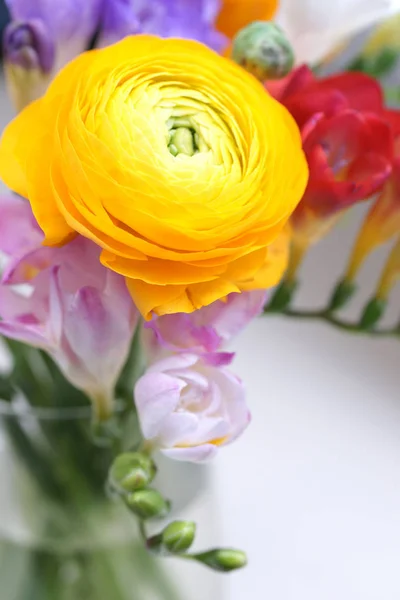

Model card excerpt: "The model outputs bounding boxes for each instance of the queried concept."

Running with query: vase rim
[0,398,94,420]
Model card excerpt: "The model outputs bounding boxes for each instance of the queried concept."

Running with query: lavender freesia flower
[3,19,56,111]
[135,352,250,462]
[0,195,138,418]
[5,0,102,71]
[98,0,226,51]
[143,290,266,359]
[3,20,54,73]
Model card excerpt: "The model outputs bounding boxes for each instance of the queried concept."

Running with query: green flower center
[167,117,208,157]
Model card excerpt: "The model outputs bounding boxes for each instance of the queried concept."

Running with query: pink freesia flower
[134,353,250,462]
[0,195,138,416]
[143,290,266,359]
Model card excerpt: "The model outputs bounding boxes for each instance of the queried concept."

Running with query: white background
[1,80,400,599]
[216,209,400,600]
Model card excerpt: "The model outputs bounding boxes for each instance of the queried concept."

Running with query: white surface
[1,75,400,600]
[216,210,400,599]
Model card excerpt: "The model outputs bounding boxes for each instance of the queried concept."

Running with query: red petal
[315,72,384,113]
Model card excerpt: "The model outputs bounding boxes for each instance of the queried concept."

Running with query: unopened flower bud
[109,452,156,494]
[267,279,297,312]
[3,20,55,73]
[232,21,294,81]
[126,489,170,520]
[162,521,196,554]
[329,280,357,312]
[193,548,248,572]
[3,20,55,111]
[359,298,387,330]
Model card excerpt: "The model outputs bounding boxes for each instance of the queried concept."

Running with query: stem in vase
[91,390,114,423]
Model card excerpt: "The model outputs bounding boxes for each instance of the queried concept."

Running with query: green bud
[232,21,294,81]
[349,48,398,79]
[193,548,247,572]
[169,127,195,157]
[329,280,357,312]
[162,521,196,554]
[267,279,298,312]
[126,488,170,520]
[109,452,156,494]
[359,298,387,331]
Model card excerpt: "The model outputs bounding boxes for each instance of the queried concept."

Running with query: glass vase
[0,400,222,600]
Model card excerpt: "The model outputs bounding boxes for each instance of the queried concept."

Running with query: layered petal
[144,290,266,357]
[0,35,308,318]
[134,353,249,462]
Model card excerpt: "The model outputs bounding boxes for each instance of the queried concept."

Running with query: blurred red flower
[268,67,394,260]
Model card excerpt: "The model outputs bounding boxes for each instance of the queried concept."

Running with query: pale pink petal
[63,285,132,388]
[135,372,186,439]
[203,352,235,367]
[157,413,199,447]
[182,417,230,447]
[0,285,35,320]
[48,267,63,344]
[209,291,267,341]
[2,246,53,285]
[162,445,219,463]
[0,194,42,257]
[147,353,198,374]
[0,320,48,347]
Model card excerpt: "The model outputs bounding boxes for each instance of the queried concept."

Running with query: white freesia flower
[276,0,400,64]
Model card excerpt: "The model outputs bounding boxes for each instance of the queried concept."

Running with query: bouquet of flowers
[0,1,399,598]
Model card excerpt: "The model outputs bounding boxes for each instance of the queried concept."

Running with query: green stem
[268,308,400,337]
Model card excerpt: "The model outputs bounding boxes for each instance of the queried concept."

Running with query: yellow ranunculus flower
[0,35,307,318]
[217,0,279,39]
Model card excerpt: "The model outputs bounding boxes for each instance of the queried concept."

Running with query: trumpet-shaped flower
[0,195,138,418]
[375,235,400,300]
[345,110,400,282]
[269,66,393,277]
[5,0,102,72]
[134,353,249,462]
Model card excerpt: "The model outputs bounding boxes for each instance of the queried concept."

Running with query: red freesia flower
[268,67,394,262]
[344,108,400,283]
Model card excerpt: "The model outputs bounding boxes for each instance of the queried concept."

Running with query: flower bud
[3,20,55,111]
[193,548,248,572]
[3,20,55,73]
[329,280,357,312]
[359,298,387,331]
[126,489,170,520]
[267,279,297,312]
[232,22,294,81]
[109,452,156,494]
[162,521,196,554]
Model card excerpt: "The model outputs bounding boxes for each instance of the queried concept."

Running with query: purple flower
[98,0,227,51]
[134,353,250,462]
[5,0,103,71]
[143,290,266,359]
[0,195,138,417]
[3,20,55,73]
